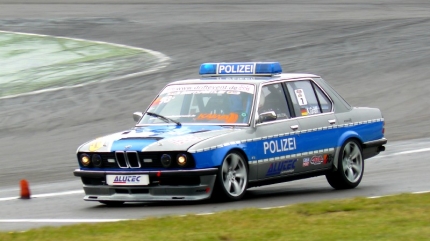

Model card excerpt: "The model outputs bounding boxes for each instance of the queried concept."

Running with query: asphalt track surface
[1,0,430,231]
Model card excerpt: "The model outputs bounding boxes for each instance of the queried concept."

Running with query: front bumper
[73,168,218,202]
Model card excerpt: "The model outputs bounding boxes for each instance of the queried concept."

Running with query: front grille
[126,152,141,168]
[115,152,128,168]
[115,151,140,168]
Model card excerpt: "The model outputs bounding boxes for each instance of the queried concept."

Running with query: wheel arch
[333,132,364,170]
[227,147,250,168]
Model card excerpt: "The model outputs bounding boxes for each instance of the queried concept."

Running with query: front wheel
[214,151,248,201]
[326,139,364,189]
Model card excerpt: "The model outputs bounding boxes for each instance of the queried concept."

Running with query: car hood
[78,125,240,153]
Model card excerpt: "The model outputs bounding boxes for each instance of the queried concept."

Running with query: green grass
[0,32,163,98]
[2,193,430,241]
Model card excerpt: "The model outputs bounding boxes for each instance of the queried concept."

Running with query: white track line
[412,191,430,194]
[372,147,430,158]
[0,30,170,100]
[195,212,214,216]
[0,190,84,201]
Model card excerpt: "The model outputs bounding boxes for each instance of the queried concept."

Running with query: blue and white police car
[74,62,387,205]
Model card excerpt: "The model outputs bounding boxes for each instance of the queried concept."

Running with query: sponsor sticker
[323,154,329,164]
[306,106,320,115]
[106,175,149,186]
[310,155,324,165]
[266,159,297,176]
[162,84,255,94]
[169,135,202,145]
[302,157,310,167]
[196,113,239,123]
[89,138,105,152]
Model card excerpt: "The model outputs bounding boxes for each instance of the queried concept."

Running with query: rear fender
[333,131,363,169]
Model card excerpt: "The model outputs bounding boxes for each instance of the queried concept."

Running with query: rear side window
[286,80,332,117]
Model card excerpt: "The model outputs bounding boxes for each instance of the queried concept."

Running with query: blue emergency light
[199,62,282,76]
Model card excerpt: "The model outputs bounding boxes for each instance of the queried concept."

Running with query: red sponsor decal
[196,113,239,123]
[151,98,161,106]
[310,155,324,165]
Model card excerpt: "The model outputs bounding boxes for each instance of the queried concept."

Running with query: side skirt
[248,169,331,188]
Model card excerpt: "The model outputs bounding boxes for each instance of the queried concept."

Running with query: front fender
[190,143,248,169]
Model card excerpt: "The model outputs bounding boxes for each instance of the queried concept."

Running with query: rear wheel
[326,139,364,189]
[214,151,248,201]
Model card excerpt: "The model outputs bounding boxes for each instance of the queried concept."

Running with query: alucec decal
[106,175,149,186]
[266,159,297,176]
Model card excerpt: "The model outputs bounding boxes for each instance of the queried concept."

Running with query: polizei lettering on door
[263,137,296,154]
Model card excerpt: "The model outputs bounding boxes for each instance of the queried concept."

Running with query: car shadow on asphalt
[88,185,356,209]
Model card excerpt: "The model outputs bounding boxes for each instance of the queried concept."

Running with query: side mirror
[258,111,277,123]
[133,112,143,122]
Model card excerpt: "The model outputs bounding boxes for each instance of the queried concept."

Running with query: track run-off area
[1,0,430,231]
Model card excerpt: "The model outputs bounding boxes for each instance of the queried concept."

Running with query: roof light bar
[199,62,282,76]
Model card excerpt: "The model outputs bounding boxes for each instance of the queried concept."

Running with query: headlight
[92,154,102,167]
[177,154,187,166]
[80,154,91,167]
[160,154,172,167]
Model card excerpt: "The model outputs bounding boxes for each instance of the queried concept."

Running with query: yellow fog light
[81,154,91,166]
[177,154,187,166]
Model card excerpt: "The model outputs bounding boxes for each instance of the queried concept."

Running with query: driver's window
[258,83,290,120]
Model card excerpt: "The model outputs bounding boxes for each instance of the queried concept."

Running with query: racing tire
[326,139,364,189]
[99,201,125,206]
[213,151,249,201]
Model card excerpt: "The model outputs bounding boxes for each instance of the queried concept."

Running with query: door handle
[328,119,336,125]
[290,125,299,131]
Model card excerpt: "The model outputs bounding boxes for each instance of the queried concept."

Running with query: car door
[251,83,302,180]
[284,79,338,171]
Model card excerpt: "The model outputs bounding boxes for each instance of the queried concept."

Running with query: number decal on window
[294,89,308,106]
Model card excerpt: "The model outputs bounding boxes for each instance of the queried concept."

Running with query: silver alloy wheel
[221,152,248,197]
[341,141,363,183]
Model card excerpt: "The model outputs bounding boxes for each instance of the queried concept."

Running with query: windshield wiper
[146,112,181,126]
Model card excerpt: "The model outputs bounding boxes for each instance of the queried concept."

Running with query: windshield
[139,83,255,125]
